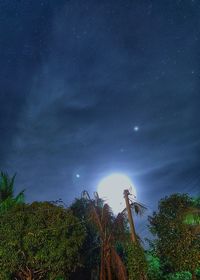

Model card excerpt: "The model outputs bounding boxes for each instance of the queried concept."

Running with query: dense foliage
[148,194,200,280]
[0,171,200,279]
[126,242,147,280]
[70,197,100,279]
[146,252,163,280]
[0,202,86,279]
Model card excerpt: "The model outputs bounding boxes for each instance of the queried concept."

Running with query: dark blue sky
[0,0,200,229]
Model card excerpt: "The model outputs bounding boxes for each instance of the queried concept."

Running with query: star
[134,126,139,132]
[76,174,80,178]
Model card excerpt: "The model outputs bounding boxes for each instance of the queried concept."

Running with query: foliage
[126,242,147,280]
[0,202,86,279]
[1,172,199,280]
[81,191,128,280]
[146,252,163,280]
[196,269,200,280]
[183,196,200,235]
[70,197,100,279]
[92,204,127,279]
[164,271,192,280]
[0,172,25,213]
[148,194,200,278]
[130,199,147,217]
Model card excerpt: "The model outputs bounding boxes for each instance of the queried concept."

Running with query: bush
[126,242,147,280]
[164,271,192,280]
[146,253,163,280]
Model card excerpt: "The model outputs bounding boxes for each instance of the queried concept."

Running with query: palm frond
[101,204,113,229]
[0,172,26,211]
[114,212,126,229]
[81,190,91,200]
[90,204,104,238]
[0,197,15,213]
[0,172,8,189]
[10,173,17,191]
[0,172,15,201]
[131,201,147,216]
[15,190,25,204]
[113,212,128,241]
[94,191,104,208]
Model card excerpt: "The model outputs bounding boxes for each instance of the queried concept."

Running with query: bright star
[76,174,80,178]
[134,126,139,131]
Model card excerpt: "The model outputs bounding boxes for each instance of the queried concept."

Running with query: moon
[97,173,136,214]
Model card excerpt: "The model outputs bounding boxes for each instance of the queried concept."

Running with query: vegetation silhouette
[0,171,199,280]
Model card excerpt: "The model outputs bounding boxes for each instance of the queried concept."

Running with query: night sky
[0,0,200,231]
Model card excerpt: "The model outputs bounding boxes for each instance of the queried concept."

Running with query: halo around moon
[97,173,136,214]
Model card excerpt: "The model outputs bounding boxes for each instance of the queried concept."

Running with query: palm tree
[123,190,148,280]
[123,189,147,243]
[82,191,127,280]
[0,172,25,212]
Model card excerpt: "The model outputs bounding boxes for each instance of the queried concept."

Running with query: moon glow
[97,173,136,214]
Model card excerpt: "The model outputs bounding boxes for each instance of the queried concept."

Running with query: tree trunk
[123,190,137,243]
[192,270,197,280]
[106,247,112,280]
[18,267,33,280]
[106,260,112,280]
[100,245,106,280]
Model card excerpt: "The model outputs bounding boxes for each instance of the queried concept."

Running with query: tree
[70,196,101,280]
[123,189,147,243]
[148,194,200,280]
[0,172,25,212]
[0,202,86,279]
[82,191,128,280]
[123,189,148,280]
